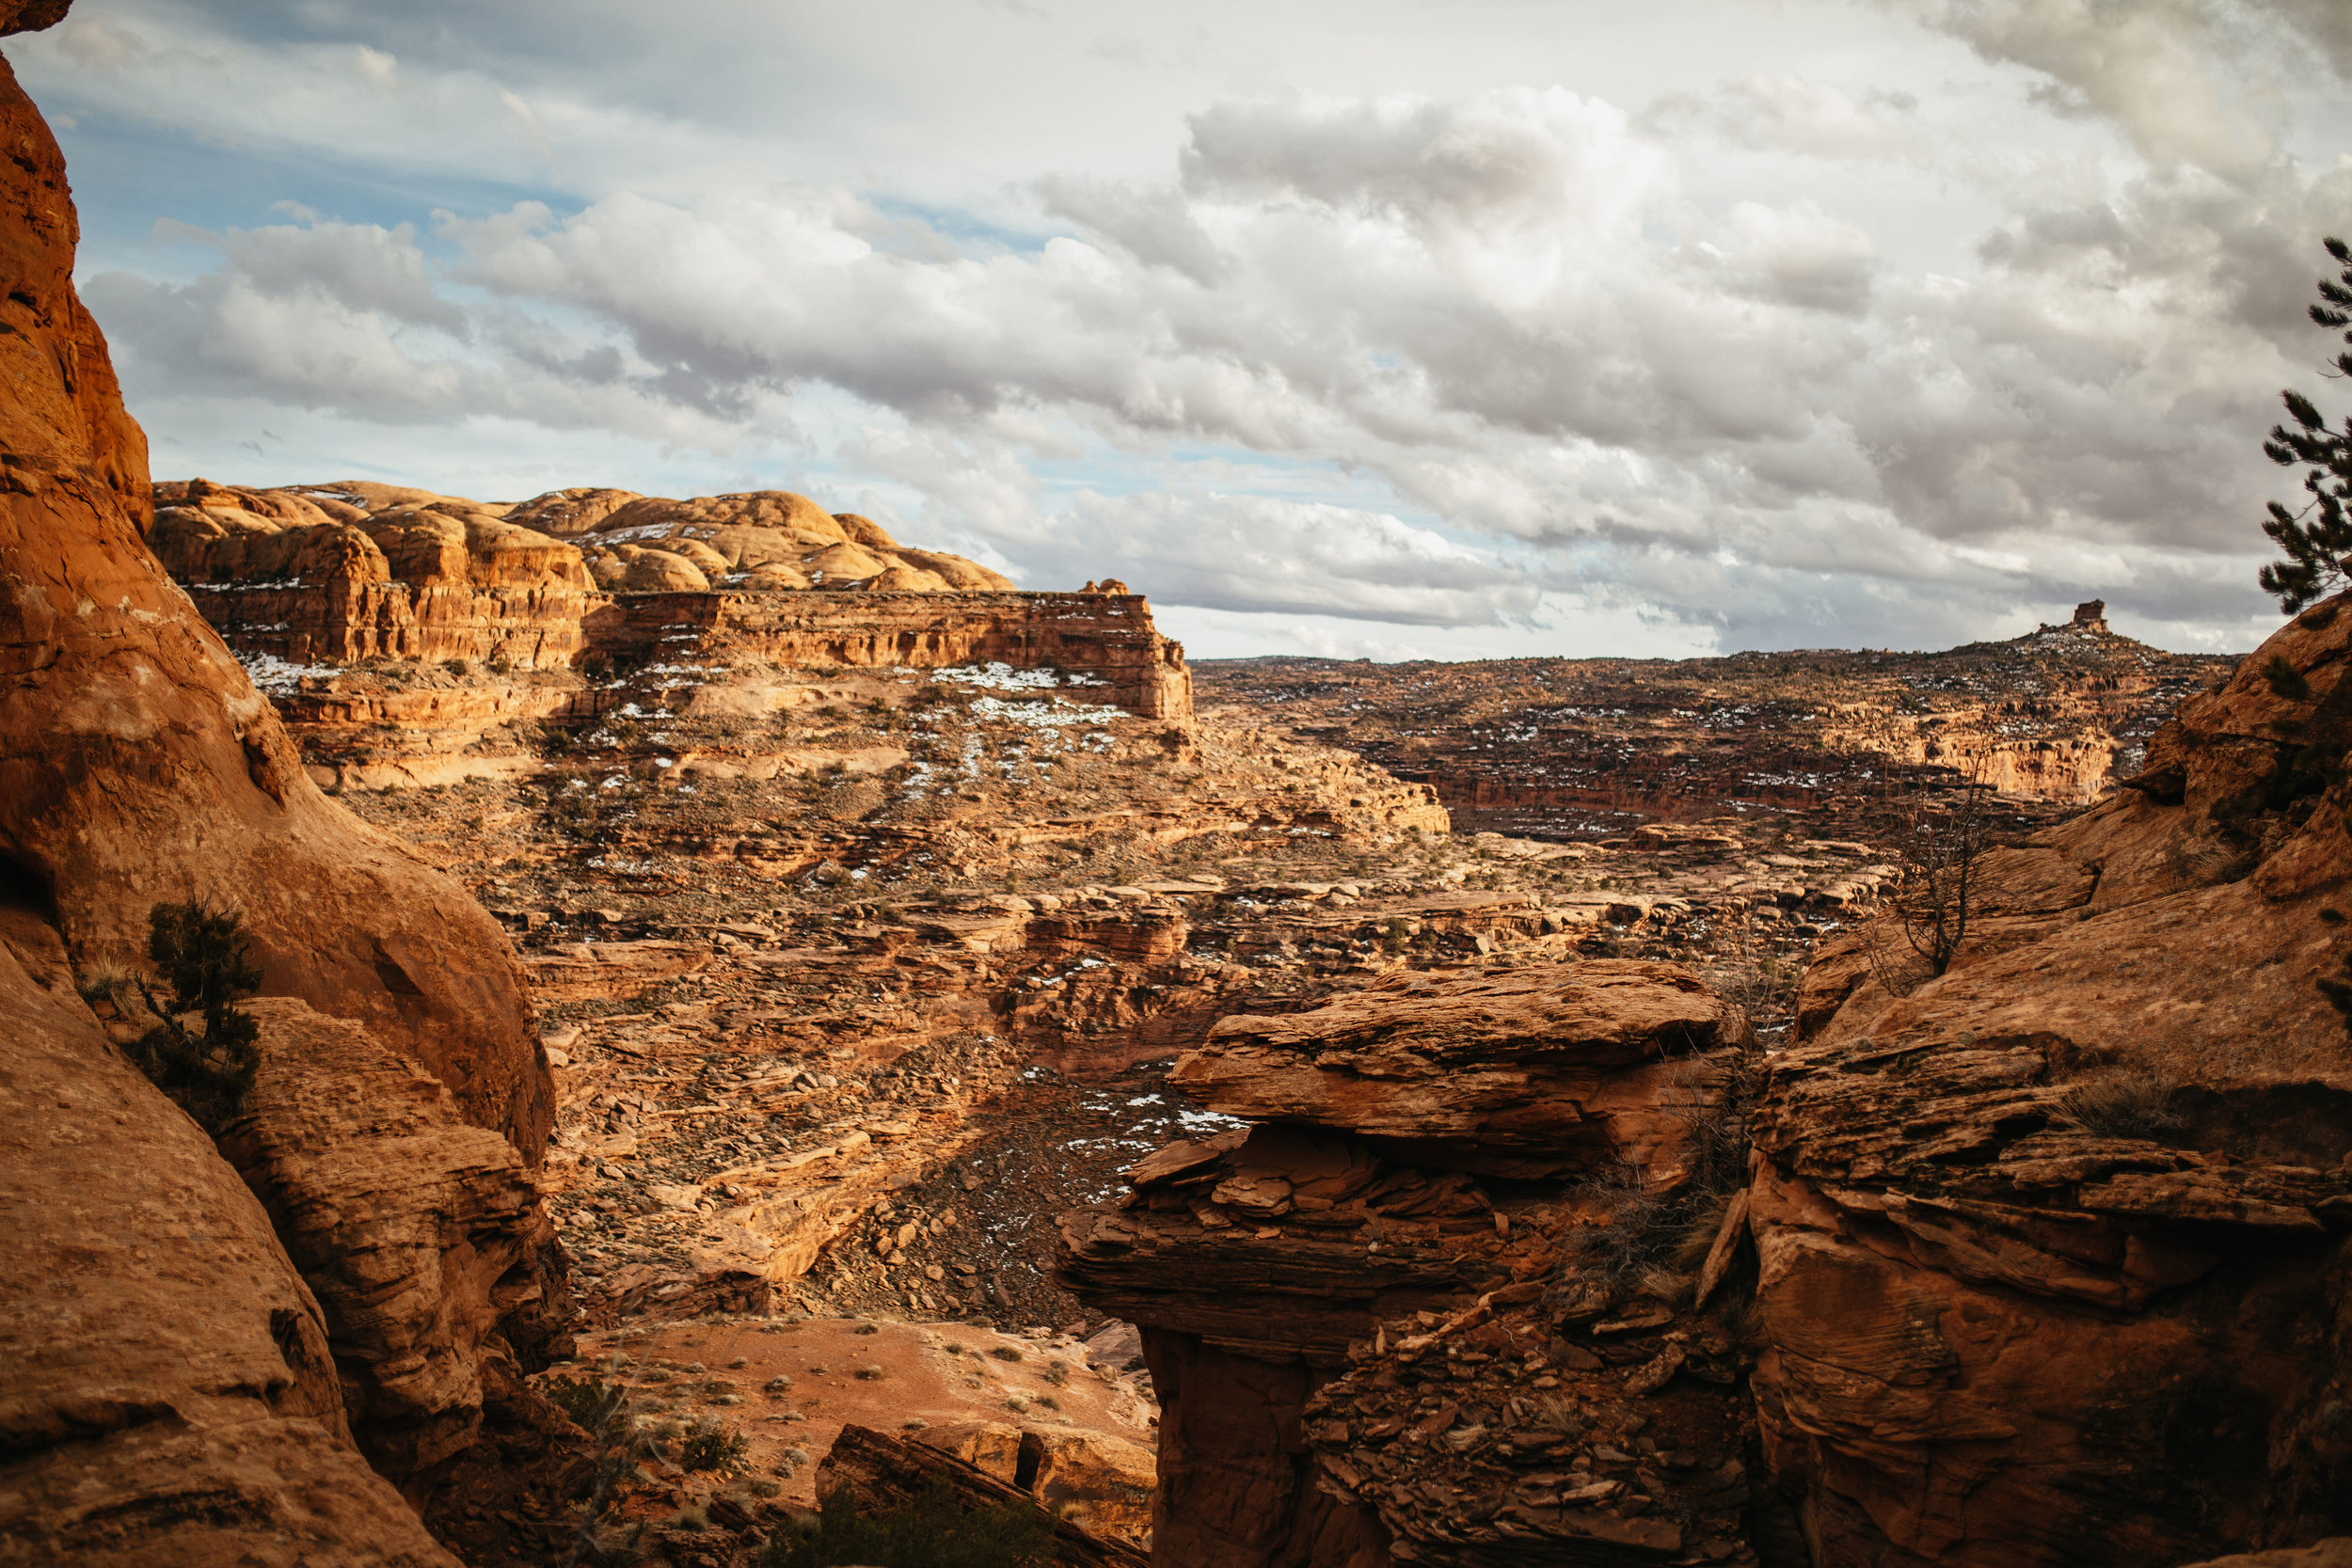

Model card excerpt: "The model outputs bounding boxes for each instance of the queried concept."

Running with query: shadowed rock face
[0,899,456,1566]
[0,73,549,1159]
[1753,595,2352,1565]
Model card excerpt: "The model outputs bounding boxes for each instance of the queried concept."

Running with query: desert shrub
[678,1417,752,1475]
[548,1359,652,1565]
[2058,1069,2183,1140]
[543,1371,625,1430]
[1867,777,1993,994]
[74,963,141,1014]
[120,897,263,1132]
[761,1478,1052,1568]
[988,1346,1023,1362]
[1560,1045,1760,1308]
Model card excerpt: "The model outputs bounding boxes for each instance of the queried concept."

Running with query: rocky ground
[1198,600,2234,843]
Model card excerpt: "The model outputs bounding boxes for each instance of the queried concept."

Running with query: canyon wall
[1201,610,2231,839]
[582,587,1192,719]
[1752,594,2352,1564]
[0,10,573,1560]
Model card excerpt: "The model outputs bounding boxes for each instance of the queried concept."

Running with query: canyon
[3,4,2349,1565]
[1199,599,2233,843]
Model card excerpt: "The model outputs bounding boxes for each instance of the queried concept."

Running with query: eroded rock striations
[158,476,1194,719]
[1750,595,2352,1564]
[0,8,572,1560]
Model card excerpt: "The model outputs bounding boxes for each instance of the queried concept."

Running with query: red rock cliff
[1751,596,2352,1564]
[0,8,574,1558]
[0,139,551,1156]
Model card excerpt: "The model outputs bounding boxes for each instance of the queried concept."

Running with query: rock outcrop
[1749,594,2352,1564]
[1057,958,1759,1567]
[1172,961,1752,1178]
[0,8,571,1559]
[215,1000,572,1483]
[157,477,1198,720]
[0,895,454,1566]
[152,479,602,672]
[5,467,551,1160]
[580,586,1193,719]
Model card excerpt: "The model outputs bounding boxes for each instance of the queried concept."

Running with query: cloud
[32,3,2347,657]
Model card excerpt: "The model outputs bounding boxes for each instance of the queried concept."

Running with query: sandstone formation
[1200,616,2232,838]
[151,478,602,671]
[2,387,550,1157]
[1173,961,1752,1178]
[1749,594,2352,1564]
[158,475,1197,720]
[812,1423,1149,1566]
[215,1000,573,1482]
[0,8,572,1561]
[0,895,453,1566]
[1057,955,1763,1567]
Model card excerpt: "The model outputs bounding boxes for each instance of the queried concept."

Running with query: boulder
[622,548,710,593]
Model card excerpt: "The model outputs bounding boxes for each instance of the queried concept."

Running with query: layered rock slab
[1172,960,1752,1178]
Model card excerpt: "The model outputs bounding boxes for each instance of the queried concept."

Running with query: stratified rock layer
[1749,594,2352,1565]
[1173,960,1752,1178]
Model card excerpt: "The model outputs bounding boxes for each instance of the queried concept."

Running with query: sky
[8,0,2351,660]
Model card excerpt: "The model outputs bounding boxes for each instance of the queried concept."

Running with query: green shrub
[542,1371,627,1431]
[761,1478,1052,1568]
[678,1417,752,1475]
[121,897,263,1132]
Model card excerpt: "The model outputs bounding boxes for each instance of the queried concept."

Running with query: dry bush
[1866,776,1994,998]
[2058,1069,2183,1141]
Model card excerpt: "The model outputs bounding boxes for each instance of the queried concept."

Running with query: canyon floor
[225,595,2218,1563]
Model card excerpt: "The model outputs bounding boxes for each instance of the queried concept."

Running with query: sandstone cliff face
[1750,596,2352,1564]
[0,9,573,1559]
[0,217,551,1156]
[152,479,605,671]
[581,586,1193,720]
[0,903,455,1567]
